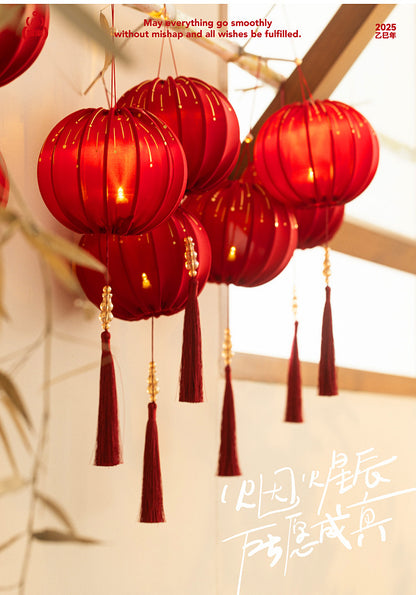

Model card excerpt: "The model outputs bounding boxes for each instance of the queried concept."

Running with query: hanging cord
[151,316,155,364]
[234,56,263,179]
[247,55,263,141]
[157,4,179,77]
[105,232,110,286]
[226,284,230,330]
[110,4,117,106]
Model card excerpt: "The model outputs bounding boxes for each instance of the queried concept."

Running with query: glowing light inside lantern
[116,186,127,204]
[142,273,151,288]
[307,167,314,182]
[227,246,237,261]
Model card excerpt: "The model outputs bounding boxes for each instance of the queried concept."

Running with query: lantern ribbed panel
[295,204,344,249]
[0,5,49,87]
[0,151,9,208]
[117,76,240,192]
[254,100,379,208]
[76,209,211,321]
[37,106,187,235]
[183,180,298,287]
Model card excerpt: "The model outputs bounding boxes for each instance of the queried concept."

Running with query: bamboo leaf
[100,12,114,70]
[0,475,27,497]
[0,417,18,475]
[0,5,23,30]
[36,492,76,534]
[21,226,105,273]
[0,370,32,429]
[0,532,24,553]
[46,361,98,387]
[0,208,19,227]
[0,248,9,320]
[55,5,129,64]
[1,396,32,452]
[22,231,83,295]
[33,529,100,545]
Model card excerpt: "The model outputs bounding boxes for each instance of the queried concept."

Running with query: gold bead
[323,245,331,286]
[184,236,199,278]
[222,328,233,366]
[99,285,114,331]
[147,361,160,402]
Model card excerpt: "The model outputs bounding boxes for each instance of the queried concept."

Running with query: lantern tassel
[285,321,303,422]
[217,329,241,476]
[140,363,165,523]
[319,285,338,396]
[95,287,122,467]
[179,276,203,402]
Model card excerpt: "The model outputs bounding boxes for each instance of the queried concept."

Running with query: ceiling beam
[235,3,395,175]
[330,219,416,276]
[252,4,396,134]
[232,352,416,396]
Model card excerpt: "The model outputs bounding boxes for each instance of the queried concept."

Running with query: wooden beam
[252,4,396,134]
[331,219,416,276]
[234,4,395,175]
[231,352,416,397]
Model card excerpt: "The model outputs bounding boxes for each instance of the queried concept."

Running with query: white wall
[1,5,416,595]
[0,5,225,594]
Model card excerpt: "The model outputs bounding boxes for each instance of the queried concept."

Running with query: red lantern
[295,204,344,249]
[75,209,211,321]
[0,5,49,87]
[254,100,379,208]
[76,209,211,486]
[184,180,297,468]
[0,151,9,207]
[183,179,298,287]
[117,76,240,192]
[38,106,187,234]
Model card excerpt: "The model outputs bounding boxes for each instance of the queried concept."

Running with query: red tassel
[179,276,203,402]
[94,330,122,466]
[319,285,338,396]
[285,321,303,422]
[140,402,165,523]
[217,365,242,476]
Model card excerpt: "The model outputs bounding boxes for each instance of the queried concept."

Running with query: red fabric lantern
[75,209,211,485]
[183,179,298,287]
[254,100,379,208]
[184,179,297,473]
[0,5,49,87]
[38,106,187,234]
[75,209,211,321]
[0,151,9,207]
[295,204,344,249]
[241,162,344,249]
[117,76,240,192]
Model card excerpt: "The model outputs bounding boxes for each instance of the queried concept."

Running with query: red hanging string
[296,62,314,103]
[110,4,117,106]
[157,5,179,77]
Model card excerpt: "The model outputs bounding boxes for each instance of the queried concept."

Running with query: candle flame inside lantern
[116,186,127,203]
[142,273,151,289]
[227,246,237,261]
[307,167,314,183]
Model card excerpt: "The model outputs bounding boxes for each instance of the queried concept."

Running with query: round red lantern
[38,106,187,234]
[0,5,49,87]
[183,179,298,287]
[295,204,344,250]
[117,76,240,192]
[254,100,379,208]
[0,151,9,207]
[75,208,211,321]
